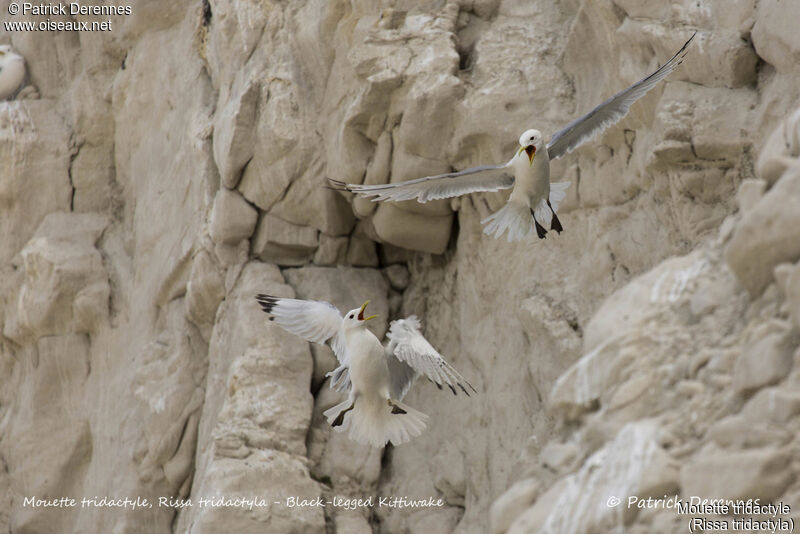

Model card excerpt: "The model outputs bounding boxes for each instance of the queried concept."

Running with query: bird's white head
[0,45,22,62]
[343,300,377,329]
[518,129,543,165]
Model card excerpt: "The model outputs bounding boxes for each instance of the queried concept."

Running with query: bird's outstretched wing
[547,33,696,160]
[385,316,477,398]
[255,294,348,366]
[330,164,514,204]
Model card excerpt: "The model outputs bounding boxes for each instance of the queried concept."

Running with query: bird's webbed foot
[387,399,407,415]
[332,403,355,427]
[531,210,548,239]
[547,200,563,233]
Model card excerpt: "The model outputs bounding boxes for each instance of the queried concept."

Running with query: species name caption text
[22,495,446,511]
[606,495,795,533]
[4,3,133,33]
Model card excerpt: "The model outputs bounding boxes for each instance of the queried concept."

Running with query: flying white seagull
[332,34,696,242]
[0,45,27,101]
[255,294,475,447]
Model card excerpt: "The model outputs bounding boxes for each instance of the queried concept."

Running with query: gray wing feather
[327,364,352,392]
[547,33,695,160]
[386,316,476,397]
[386,350,417,400]
[331,164,514,203]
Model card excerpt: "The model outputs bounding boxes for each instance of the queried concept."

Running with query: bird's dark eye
[348,314,353,319]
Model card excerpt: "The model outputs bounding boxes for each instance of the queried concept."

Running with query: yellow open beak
[357,300,378,321]
[525,145,536,165]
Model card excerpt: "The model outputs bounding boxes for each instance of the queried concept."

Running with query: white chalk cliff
[1,0,800,532]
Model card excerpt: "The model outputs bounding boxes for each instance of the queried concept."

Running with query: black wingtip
[677,32,697,58]
[327,178,351,192]
[447,384,457,396]
[680,32,697,52]
[255,294,279,315]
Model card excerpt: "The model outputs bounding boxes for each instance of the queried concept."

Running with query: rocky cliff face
[1,0,800,533]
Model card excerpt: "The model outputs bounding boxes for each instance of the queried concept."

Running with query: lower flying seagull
[255,294,475,447]
[332,34,696,242]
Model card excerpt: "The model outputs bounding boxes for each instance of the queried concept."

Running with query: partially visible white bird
[0,45,27,101]
[255,294,475,447]
[332,34,696,242]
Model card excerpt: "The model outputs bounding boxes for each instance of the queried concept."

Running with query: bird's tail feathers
[533,200,552,228]
[324,397,428,448]
[549,182,571,212]
[481,200,533,242]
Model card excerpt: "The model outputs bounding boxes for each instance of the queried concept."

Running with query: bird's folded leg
[547,200,563,233]
[531,211,548,239]
[388,399,407,415]
[332,403,355,427]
